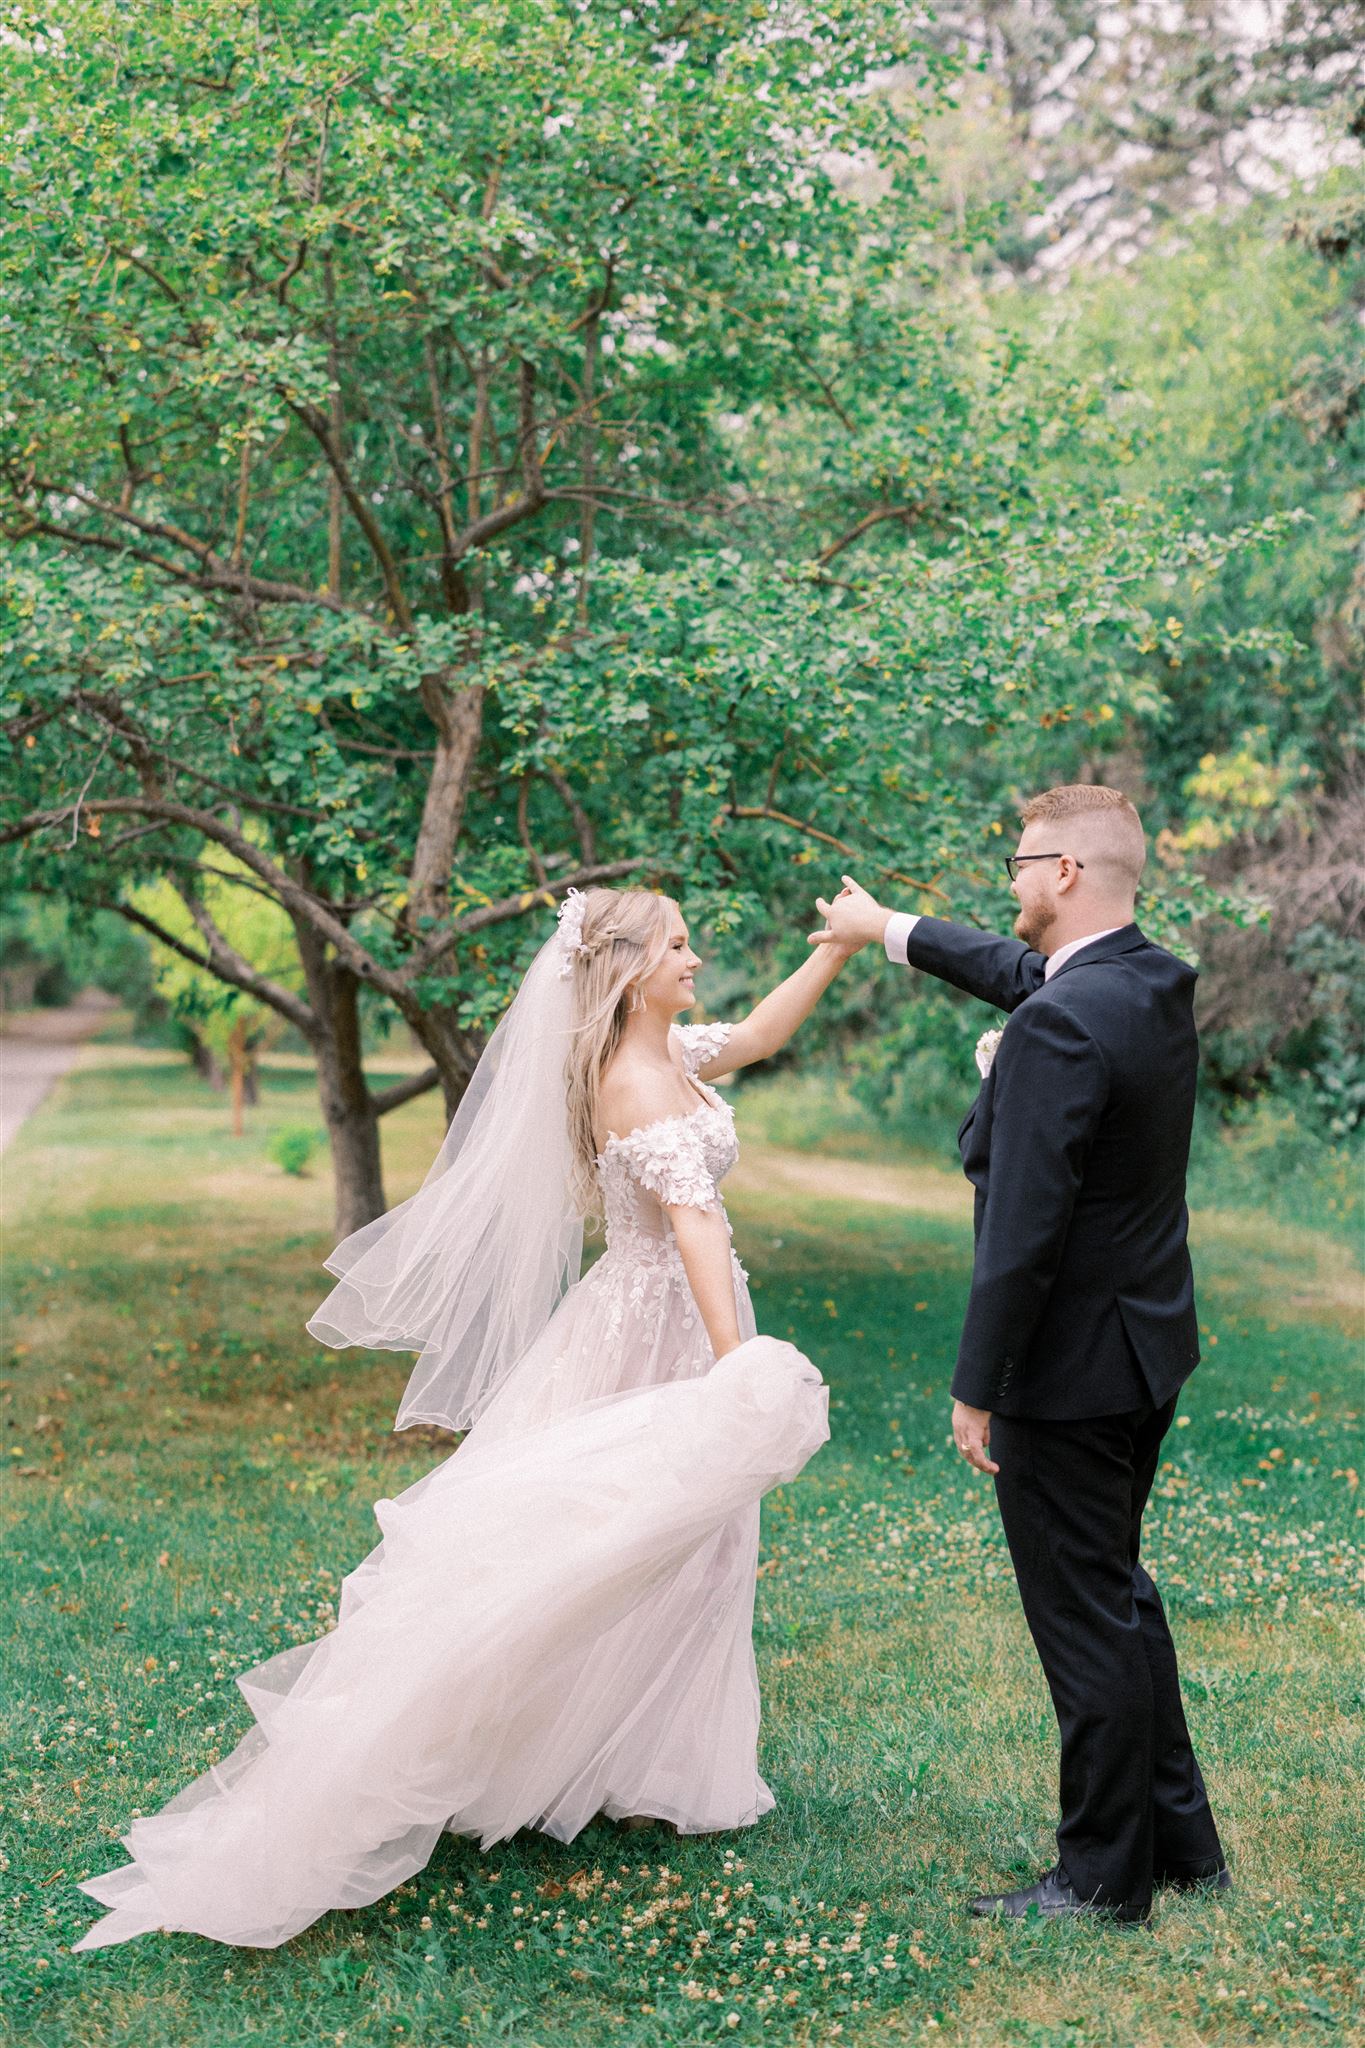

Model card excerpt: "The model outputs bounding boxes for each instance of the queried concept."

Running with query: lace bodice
[476,1020,753,1431]
[595,1022,739,1264]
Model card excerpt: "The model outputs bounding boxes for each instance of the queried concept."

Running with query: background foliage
[1,0,1360,1209]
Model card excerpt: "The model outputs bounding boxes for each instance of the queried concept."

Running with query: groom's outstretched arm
[895,915,1046,1014]
[813,877,1045,1013]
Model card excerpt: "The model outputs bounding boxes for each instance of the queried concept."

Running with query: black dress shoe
[1159,1863,1232,1895]
[968,1864,1149,1924]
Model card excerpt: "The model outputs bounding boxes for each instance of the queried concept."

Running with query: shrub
[268,1124,321,1178]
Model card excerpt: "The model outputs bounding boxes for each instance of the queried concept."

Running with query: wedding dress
[73,1021,829,1952]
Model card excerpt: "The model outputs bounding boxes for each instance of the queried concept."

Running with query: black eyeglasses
[1004,853,1085,883]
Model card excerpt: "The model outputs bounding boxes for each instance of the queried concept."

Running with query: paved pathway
[0,992,121,1154]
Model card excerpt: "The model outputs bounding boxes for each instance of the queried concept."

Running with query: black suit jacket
[899,917,1202,1420]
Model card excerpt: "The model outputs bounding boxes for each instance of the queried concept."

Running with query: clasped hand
[808,874,886,953]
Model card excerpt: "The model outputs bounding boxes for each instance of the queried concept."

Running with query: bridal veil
[306,916,585,1433]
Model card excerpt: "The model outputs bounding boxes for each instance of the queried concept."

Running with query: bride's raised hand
[809,874,889,954]
[710,895,860,1079]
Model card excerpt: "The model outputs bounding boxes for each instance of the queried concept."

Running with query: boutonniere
[974,1027,1004,1079]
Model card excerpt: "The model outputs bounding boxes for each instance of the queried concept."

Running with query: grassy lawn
[3,1030,1362,2047]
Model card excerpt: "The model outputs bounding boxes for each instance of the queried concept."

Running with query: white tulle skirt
[73,1336,828,1952]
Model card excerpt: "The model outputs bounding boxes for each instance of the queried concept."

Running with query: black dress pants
[990,1395,1224,1913]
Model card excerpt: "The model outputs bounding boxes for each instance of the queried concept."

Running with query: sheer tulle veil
[306,905,586,1432]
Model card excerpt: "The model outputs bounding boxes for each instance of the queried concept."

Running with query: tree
[131,853,305,1132]
[902,0,1365,276]
[994,173,1364,1122]
[2,0,1280,1228]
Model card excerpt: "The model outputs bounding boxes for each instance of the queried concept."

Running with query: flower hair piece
[556,887,589,977]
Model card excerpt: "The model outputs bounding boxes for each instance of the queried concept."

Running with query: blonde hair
[563,887,676,1212]
[1020,783,1146,895]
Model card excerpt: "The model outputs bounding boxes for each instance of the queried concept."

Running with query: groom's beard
[1014,899,1058,952]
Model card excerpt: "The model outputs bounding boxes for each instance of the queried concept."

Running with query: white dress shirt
[1041,927,1124,978]
[882,909,921,963]
[883,912,1124,979]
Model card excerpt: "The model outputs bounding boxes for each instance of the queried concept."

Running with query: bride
[74,886,850,1951]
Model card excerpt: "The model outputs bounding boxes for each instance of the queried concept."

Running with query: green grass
[734,1066,1365,1250]
[3,1035,1363,2048]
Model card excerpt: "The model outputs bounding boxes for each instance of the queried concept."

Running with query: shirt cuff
[883,910,921,964]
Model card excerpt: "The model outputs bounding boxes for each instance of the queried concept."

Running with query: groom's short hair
[1020,784,1145,893]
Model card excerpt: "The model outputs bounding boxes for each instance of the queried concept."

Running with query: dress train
[73,1336,828,1951]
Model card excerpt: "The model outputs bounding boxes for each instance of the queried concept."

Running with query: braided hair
[562,888,676,1214]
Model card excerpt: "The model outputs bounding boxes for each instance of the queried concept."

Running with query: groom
[814,784,1228,1924]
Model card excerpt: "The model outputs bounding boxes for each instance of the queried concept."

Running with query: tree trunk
[228,1016,248,1137]
[292,908,388,1236]
[406,1001,483,1122]
[186,1025,226,1089]
[316,967,387,1236]
[404,678,485,932]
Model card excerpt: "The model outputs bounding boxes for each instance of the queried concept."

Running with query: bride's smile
[630,908,703,1018]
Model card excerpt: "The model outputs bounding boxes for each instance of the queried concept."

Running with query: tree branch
[544,765,598,864]
[446,484,547,560]
[516,775,549,885]
[324,257,345,598]
[724,299,857,431]
[230,438,252,569]
[282,397,414,629]
[405,673,486,925]
[4,483,350,612]
[577,300,602,622]
[444,356,547,560]
[455,858,654,935]
[109,244,188,310]
[104,897,318,1037]
[726,805,949,900]
[816,503,923,566]
[404,857,652,976]
[67,692,355,834]
[6,796,408,998]
[169,880,319,1036]
[371,1065,442,1116]
[423,332,470,614]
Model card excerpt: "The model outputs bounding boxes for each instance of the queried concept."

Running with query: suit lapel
[957,1065,996,1153]
[955,927,1146,1161]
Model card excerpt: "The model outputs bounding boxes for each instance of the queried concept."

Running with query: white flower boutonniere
[974,1027,1004,1080]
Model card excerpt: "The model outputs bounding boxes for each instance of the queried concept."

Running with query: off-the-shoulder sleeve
[614,1118,722,1212]
[674,1020,733,1078]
